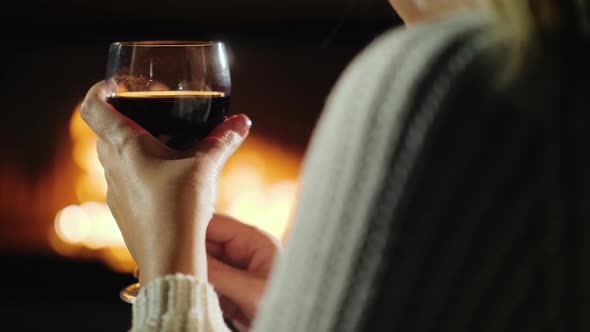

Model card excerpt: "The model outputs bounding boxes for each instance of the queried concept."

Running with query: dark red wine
[107,91,230,149]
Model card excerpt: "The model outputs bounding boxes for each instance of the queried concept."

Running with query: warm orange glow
[55,205,91,245]
[53,104,299,272]
[53,202,134,272]
[217,139,299,240]
[70,104,106,202]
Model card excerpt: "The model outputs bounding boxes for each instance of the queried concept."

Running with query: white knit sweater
[131,13,486,332]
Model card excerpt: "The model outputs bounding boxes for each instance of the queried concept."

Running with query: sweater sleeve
[131,274,230,332]
[250,14,486,332]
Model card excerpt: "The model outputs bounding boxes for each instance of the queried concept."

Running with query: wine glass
[105,41,231,303]
[106,41,231,150]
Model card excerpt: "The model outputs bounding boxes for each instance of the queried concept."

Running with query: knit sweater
[130,12,487,332]
[131,10,590,332]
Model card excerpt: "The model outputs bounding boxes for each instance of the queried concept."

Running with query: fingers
[81,81,144,152]
[219,296,251,329]
[231,319,250,332]
[218,295,240,321]
[84,81,250,164]
[193,114,251,170]
[207,214,250,244]
[207,213,268,244]
[206,241,224,258]
[208,256,264,320]
[207,213,280,274]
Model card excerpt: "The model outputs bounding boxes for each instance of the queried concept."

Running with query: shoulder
[307,11,494,168]
[327,11,492,113]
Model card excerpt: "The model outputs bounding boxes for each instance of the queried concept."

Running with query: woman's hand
[81,82,251,286]
[206,214,281,330]
[132,213,281,330]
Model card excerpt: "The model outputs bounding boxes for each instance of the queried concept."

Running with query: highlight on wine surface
[105,41,231,149]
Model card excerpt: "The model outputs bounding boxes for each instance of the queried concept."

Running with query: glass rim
[110,40,223,47]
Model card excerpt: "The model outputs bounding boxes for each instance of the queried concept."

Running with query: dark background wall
[0,1,400,330]
[5,0,393,24]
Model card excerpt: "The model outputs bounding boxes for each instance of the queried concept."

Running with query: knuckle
[80,85,101,120]
[80,98,94,121]
[218,130,240,150]
[203,131,240,158]
[97,134,140,172]
[114,131,136,155]
[103,124,137,157]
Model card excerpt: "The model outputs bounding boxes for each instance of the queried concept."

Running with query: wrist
[139,230,208,286]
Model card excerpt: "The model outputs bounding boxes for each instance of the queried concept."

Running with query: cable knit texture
[131,274,230,332]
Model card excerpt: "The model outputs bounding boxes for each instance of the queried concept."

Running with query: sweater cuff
[131,274,230,332]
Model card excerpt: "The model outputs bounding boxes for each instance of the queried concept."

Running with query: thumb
[192,114,251,169]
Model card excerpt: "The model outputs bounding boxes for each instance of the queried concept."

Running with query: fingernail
[229,114,252,137]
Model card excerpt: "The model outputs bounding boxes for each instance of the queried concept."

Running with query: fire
[53,105,299,272]
[55,202,124,249]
